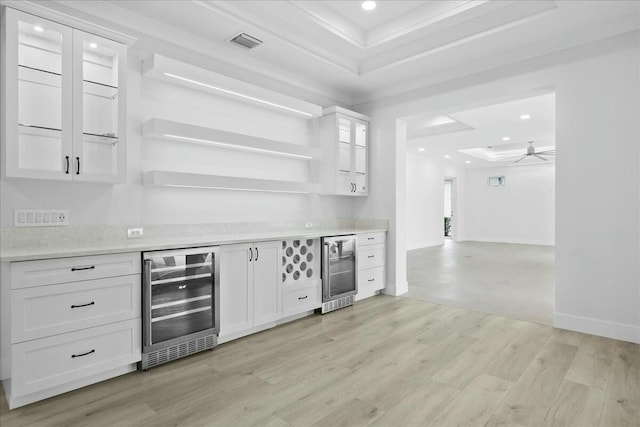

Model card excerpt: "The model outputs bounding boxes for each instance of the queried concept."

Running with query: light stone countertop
[0,220,388,262]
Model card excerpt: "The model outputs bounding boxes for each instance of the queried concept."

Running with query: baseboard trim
[384,280,408,296]
[554,312,640,344]
[406,240,444,250]
[463,237,555,246]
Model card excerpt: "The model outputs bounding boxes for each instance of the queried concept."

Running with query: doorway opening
[444,179,453,239]
[404,92,556,325]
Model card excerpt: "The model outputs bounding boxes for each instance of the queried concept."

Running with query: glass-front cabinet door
[2,8,73,180]
[353,120,368,195]
[72,30,126,182]
[1,8,126,183]
[333,114,368,196]
[337,116,353,195]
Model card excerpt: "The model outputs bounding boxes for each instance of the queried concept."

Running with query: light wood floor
[1,296,638,426]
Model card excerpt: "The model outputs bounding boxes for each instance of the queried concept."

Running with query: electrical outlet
[127,228,144,238]
[15,210,69,227]
[305,222,313,228]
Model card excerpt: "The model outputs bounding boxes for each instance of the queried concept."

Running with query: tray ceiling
[43,0,640,105]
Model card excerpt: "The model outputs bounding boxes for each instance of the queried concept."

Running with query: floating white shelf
[143,170,321,194]
[142,54,322,119]
[142,118,320,160]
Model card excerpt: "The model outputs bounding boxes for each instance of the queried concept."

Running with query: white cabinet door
[317,109,369,196]
[1,8,126,183]
[352,118,368,195]
[72,29,126,183]
[219,244,253,337]
[2,8,73,180]
[252,241,281,326]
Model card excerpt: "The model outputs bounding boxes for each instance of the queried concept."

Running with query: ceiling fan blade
[538,150,556,155]
[513,155,528,163]
[534,155,549,161]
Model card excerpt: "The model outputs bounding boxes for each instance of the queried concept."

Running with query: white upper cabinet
[316,106,370,196]
[1,8,126,183]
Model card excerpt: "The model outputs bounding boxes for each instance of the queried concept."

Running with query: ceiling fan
[510,141,556,163]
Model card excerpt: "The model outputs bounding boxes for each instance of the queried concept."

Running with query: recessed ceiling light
[418,148,425,152]
[502,136,511,141]
[465,160,471,164]
[362,1,376,11]
[444,154,451,159]
[33,25,44,32]
[89,42,98,49]
[520,114,531,120]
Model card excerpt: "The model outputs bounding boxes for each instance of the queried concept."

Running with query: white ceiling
[407,93,556,168]
[41,1,640,105]
[321,1,426,32]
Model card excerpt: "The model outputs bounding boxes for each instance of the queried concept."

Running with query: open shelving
[143,170,321,194]
[142,54,322,119]
[142,118,320,160]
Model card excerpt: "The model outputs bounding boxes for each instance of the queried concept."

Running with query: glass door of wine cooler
[143,247,220,350]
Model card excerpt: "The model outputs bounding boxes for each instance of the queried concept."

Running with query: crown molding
[0,0,136,44]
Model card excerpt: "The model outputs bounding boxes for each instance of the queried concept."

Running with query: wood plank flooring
[1,295,638,427]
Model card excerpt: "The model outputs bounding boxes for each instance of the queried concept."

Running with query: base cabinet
[11,319,139,398]
[219,241,281,338]
[356,232,386,300]
[1,253,141,409]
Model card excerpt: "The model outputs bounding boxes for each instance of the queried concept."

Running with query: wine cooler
[141,247,220,370]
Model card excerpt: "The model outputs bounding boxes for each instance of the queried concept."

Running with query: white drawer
[11,252,141,289]
[358,267,385,292]
[12,275,141,343]
[358,232,386,247]
[358,244,385,270]
[283,282,320,317]
[11,319,141,397]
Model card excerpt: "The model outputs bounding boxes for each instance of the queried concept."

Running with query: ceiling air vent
[230,32,263,49]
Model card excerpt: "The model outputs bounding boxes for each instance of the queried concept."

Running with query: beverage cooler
[141,247,219,370]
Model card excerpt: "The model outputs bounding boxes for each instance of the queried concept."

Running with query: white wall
[357,31,640,343]
[405,152,466,250]
[405,153,446,250]
[465,163,555,246]
[0,45,352,228]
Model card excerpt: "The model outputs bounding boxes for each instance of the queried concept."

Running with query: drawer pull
[368,278,375,282]
[71,265,95,272]
[368,255,375,258]
[71,349,95,358]
[71,301,95,309]
[367,237,374,240]
[298,295,308,300]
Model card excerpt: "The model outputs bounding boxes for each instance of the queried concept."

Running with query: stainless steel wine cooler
[141,246,220,370]
[319,235,357,314]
